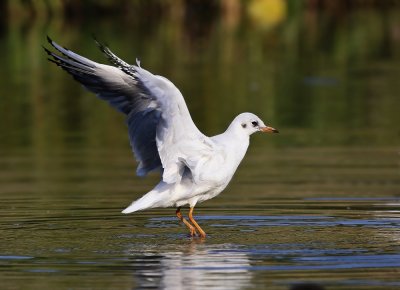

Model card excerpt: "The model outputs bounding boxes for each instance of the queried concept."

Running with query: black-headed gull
[44,37,278,238]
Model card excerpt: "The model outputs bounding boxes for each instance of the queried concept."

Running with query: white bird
[44,37,278,238]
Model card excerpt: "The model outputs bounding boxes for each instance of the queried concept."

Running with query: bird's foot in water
[188,225,198,237]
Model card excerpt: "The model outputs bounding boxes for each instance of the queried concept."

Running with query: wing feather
[45,37,213,183]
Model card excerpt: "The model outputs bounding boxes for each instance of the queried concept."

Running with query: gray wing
[44,37,162,176]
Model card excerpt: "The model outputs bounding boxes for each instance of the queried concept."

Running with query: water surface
[1,147,399,289]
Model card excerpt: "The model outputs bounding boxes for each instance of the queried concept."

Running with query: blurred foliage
[0,0,399,157]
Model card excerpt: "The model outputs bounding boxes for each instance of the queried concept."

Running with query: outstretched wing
[44,37,214,183]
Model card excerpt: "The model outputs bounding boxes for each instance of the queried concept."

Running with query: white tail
[122,182,172,213]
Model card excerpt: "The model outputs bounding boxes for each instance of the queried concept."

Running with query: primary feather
[45,36,210,180]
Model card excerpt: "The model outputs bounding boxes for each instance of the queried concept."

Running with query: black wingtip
[46,35,53,45]
[92,33,98,43]
[93,36,109,52]
[93,38,102,49]
[42,45,51,55]
[46,35,59,51]
[47,58,58,65]
[92,34,98,47]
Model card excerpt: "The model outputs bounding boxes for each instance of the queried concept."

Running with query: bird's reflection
[126,240,252,289]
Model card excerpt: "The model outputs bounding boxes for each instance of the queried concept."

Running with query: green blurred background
[0,0,399,196]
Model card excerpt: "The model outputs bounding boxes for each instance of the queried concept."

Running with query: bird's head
[232,112,279,136]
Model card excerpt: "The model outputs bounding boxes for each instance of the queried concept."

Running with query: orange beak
[260,126,279,133]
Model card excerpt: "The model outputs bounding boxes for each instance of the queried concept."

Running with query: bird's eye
[241,123,247,128]
[251,121,258,127]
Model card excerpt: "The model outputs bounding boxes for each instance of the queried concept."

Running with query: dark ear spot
[241,123,247,128]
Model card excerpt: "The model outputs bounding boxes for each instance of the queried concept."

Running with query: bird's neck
[213,127,250,165]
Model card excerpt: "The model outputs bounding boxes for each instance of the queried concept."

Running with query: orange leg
[176,207,198,237]
[189,207,206,238]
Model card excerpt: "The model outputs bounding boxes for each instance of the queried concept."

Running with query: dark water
[1,147,399,289]
[1,1,400,289]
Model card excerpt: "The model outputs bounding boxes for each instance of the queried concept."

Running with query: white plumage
[45,37,278,237]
